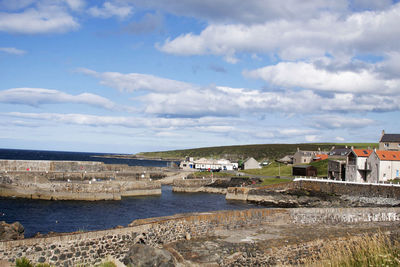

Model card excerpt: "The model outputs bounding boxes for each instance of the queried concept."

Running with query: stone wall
[227,180,400,202]
[1,207,400,266]
[0,172,161,200]
[0,160,167,173]
[172,178,227,194]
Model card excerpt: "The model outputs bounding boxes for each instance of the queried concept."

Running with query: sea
[0,148,256,237]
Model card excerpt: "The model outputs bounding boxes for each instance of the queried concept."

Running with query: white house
[243,157,260,170]
[345,149,373,182]
[180,158,238,171]
[367,150,400,183]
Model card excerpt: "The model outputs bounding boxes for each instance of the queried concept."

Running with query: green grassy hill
[137,143,377,161]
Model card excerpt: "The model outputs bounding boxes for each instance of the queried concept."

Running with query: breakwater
[226,179,400,204]
[1,207,400,266]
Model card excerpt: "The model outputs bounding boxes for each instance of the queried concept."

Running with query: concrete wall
[1,207,400,266]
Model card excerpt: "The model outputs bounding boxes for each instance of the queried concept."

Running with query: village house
[243,157,261,170]
[345,149,373,182]
[367,150,400,183]
[327,147,352,181]
[180,157,238,171]
[379,130,400,151]
[293,149,319,164]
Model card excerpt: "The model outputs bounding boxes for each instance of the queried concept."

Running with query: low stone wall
[1,207,400,266]
[172,178,226,194]
[296,179,400,199]
[226,180,400,202]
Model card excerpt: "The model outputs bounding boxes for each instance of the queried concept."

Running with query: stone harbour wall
[0,174,161,200]
[0,160,166,173]
[172,178,226,194]
[226,180,400,202]
[1,207,400,266]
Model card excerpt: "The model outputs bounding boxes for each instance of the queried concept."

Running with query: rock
[0,221,24,241]
[122,244,176,267]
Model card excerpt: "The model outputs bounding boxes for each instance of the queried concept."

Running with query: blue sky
[1,0,400,153]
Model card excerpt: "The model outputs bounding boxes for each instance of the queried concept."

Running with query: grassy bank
[137,143,378,161]
[305,232,400,266]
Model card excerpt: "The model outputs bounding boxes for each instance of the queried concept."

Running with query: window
[385,143,389,147]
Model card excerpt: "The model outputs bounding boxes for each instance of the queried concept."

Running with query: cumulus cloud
[244,61,400,94]
[0,3,79,34]
[158,3,400,62]
[88,1,132,19]
[78,68,196,92]
[0,88,131,111]
[0,47,26,55]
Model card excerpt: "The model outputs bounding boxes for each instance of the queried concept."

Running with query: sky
[1,0,400,153]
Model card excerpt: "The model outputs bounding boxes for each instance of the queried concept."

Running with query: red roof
[376,150,400,161]
[353,149,373,157]
[314,154,328,161]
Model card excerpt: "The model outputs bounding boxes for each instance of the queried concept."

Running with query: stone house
[243,157,260,170]
[328,160,346,181]
[327,147,352,181]
[293,149,319,164]
[367,150,400,183]
[345,149,373,182]
[379,130,400,151]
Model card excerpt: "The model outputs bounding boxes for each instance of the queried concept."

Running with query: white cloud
[0,5,79,34]
[5,112,236,130]
[0,47,26,55]
[311,115,375,129]
[244,61,400,94]
[80,69,400,118]
[88,2,132,19]
[159,3,400,62]
[123,0,348,24]
[78,68,196,92]
[0,88,130,111]
[64,0,85,11]
[305,135,318,142]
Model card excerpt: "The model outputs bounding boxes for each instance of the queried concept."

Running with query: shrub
[15,257,34,267]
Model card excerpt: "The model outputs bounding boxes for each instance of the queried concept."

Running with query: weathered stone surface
[122,244,175,267]
[0,221,24,241]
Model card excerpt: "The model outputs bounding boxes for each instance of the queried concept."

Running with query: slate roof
[380,134,400,142]
[375,151,400,161]
[353,149,373,157]
[328,148,352,156]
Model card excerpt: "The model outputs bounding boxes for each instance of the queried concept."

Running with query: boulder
[0,221,24,241]
[122,244,176,267]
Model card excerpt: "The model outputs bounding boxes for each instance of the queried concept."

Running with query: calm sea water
[0,186,256,237]
[0,148,175,167]
[0,148,256,237]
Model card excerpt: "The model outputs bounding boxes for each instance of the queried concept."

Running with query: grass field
[260,177,292,186]
[241,162,292,177]
[137,143,378,161]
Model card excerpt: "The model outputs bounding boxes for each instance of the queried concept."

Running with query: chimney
[382,129,385,136]
[297,147,300,152]
[351,146,354,150]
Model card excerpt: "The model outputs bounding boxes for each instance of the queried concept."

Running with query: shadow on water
[0,186,258,237]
